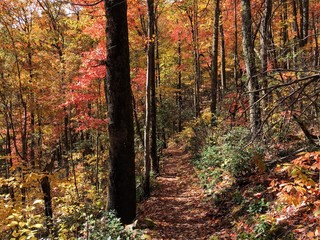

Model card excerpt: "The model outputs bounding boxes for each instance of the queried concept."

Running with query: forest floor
[137,138,320,239]
[138,143,216,239]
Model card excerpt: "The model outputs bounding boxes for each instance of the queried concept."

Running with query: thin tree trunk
[312,12,319,66]
[177,33,183,132]
[155,3,161,102]
[281,0,289,68]
[133,94,144,146]
[144,0,157,195]
[260,0,272,117]
[220,20,226,93]
[234,0,239,91]
[150,0,158,175]
[211,0,220,115]
[5,120,14,201]
[190,0,201,117]
[299,0,309,46]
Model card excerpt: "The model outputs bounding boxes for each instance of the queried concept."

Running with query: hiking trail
[138,143,215,239]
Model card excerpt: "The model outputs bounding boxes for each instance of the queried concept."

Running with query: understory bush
[79,210,135,240]
[194,127,263,178]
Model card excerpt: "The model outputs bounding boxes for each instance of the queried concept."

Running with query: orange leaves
[293,151,320,171]
[273,151,320,219]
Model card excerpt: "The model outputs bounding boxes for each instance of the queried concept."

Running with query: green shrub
[195,127,262,178]
[247,198,270,214]
[80,211,135,240]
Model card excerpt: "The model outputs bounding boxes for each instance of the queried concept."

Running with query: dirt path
[138,144,215,239]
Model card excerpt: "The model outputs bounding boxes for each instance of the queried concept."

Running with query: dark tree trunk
[149,0,158,175]
[41,176,53,228]
[211,0,220,115]
[292,0,300,39]
[104,0,136,224]
[177,33,183,132]
[241,0,261,138]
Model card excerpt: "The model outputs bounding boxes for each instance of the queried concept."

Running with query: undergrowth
[177,112,320,239]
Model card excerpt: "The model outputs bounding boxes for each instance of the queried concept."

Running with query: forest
[0,0,319,239]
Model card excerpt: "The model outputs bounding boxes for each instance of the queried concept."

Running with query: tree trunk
[220,20,226,92]
[312,12,319,66]
[133,94,144,146]
[299,0,309,46]
[234,0,239,91]
[177,33,183,132]
[149,0,158,175]
[143,0,157,197]
[211,0,220,115]
[191,0,201,117]
[260,0,272,117]
[292,0,300,39]
[5,119,14,201]
[241,0,261,138]
[104,0,136,224]
[40,175,53,229]
[281,0,289,68]
[155,3,161,102]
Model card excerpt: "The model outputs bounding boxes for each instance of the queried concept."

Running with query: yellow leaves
[201,109,213,125]
[31,223,43,229]
[58,228,69,240]
[5,205,45,239]
[12,231,19,237]
[25,172,43,187]
[314,208,320,217]
[7,221,19,227]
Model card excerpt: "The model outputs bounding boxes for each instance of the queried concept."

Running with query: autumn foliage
[0,0,319,239]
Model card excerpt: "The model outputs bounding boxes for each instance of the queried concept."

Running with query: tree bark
[149,0,158,175]
[211,0,220,115]
[312,12,319,66]
[260,0,272,116]
[191,0,201,117]
[241,0,261,138]
[143,0,157,197]
[281,0,289,68]
[177,33,183,132]
[299,0,309,46]
[233,0,240,91]
[220,20,226,92]
[104,0,136,224]
[40,175,53,229]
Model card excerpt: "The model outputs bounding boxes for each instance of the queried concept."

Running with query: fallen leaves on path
[138,144,215,240]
